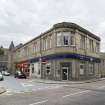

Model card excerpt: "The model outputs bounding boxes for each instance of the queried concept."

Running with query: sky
[0,0,105,51]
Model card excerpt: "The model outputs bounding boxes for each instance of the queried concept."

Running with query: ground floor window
[80,62,85,75]
[31,64,34,73]
[88,63,94,75]
[46,63,51,75]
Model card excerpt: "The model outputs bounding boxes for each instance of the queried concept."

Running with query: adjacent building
[100,53,105,77]
[0,47,9,72]
[12,22,101,80]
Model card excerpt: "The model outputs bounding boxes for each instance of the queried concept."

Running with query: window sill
[56,45,76,47]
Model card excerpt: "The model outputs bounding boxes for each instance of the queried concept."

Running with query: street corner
[0,87,6,94]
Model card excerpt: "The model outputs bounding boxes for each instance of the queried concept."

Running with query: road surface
[1,76,105,105]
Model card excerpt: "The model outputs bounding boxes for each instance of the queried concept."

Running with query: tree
[0,48,4,55]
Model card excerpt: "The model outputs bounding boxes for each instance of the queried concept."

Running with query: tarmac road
[1,79,105,105]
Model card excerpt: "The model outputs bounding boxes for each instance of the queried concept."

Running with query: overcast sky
[0,0,105,51]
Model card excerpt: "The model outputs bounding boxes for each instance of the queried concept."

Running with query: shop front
[16,61,30,77]
[29,62,41,78]
[15,53,101,80]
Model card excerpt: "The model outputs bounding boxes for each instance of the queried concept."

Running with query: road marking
[98,86,105,89]
[21,83,34,87]
[29,99,48,105]
[63,90,90,98]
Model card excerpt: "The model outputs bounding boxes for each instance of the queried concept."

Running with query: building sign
[30,53,101,63]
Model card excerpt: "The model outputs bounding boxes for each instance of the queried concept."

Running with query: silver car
[2,71,10,76]
[0,72,4,81]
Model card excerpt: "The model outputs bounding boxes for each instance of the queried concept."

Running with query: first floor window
[63,32,70,46]
[80,35,85,49]
[57,32,62,46]
[64,35,69,45]
[33,43,37,53]
[70,36,75,45]
[89,39,94,52]
[96,42,100,53]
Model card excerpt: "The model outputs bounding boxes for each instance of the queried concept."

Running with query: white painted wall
[30,62,41,78]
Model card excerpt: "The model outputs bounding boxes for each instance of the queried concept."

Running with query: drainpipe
[85,35,88,78]
[39,34,42,79]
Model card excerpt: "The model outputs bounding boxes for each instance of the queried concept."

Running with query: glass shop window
[80,63,85,75]
[31,64,34,73]
[38,69,40,75]
[89,63,94,75]
[46,63,51,75]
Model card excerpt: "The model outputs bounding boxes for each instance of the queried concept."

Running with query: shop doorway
[62,67,68,80]
[61,62,72,80]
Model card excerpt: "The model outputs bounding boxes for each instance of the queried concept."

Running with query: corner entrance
[62,67,68,80]
[61,62,72,80]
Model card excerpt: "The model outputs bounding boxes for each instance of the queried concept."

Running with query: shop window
[89,63,94,75]
[27,69,30,72]
[80,63,85,75]
[31,64,34,73]
[32,68,34,73]
[46,63,51,75]
[38,69,40,75]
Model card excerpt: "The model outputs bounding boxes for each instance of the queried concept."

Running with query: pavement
[0,87,6,94]
[0,76,64,95]
[0,76,105,95]
[29,77,105,84]
[1,77,105,104]
[1,80,105,105]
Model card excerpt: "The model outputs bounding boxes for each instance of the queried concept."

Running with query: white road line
[98,86,105,89]
[29,99,48,105]
[63,90,90,98]
[21,83,34,87]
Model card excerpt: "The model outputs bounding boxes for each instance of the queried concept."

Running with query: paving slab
[0,87,6,94]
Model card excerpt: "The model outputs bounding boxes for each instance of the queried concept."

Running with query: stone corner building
[11,22,101,81]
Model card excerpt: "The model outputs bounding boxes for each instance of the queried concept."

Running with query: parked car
[2,71,10,76]
[0,72,4,81]
[14,71,26,79]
